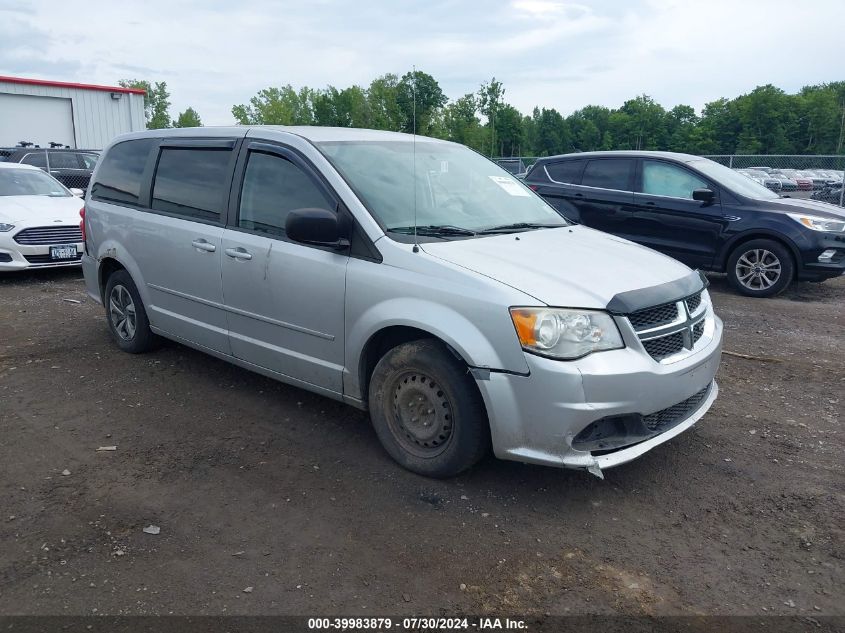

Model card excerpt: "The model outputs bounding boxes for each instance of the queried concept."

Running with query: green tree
[477,78,505,156]
[494,104,525,156]
[231,85,313,125]
[367,74,403,130]
[443,93,483,147]
[172,107,202,128]
[119,79,171,129]
[665,104,698,152]
[533,107,568,156]
[396,70,447,135]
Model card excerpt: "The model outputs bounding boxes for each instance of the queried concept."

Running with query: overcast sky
[1,0,843,126]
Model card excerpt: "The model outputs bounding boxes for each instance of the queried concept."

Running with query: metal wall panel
[0,80,146,150]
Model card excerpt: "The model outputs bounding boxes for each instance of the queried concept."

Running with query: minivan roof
[535,150,705,163]
[112,125,449,145]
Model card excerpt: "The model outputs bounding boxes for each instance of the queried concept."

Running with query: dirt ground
[0,267,842,618]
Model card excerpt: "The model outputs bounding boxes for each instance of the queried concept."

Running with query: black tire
[368,339,490,478]
[103,269,159,353]
[726,238,794,298]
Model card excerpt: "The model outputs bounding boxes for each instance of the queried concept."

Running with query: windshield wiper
[478,222,565,234]
[389,224,477,236]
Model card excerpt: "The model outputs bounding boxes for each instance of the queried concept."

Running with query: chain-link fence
[0,146,100,194]
[495,154,845,207]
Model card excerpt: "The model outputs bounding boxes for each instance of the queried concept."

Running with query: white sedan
[0,163,85,271]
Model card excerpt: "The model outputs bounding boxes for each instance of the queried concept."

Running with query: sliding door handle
[225,247,253,261]
[191,239,216,253]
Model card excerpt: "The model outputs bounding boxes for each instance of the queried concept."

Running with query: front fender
[344,297,529,401]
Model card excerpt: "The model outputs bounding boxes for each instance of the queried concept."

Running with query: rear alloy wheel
[104,270,159,353]
[368,339,490,478]
[727,239,794,298]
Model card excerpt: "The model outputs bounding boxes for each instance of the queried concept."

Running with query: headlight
[787,213,845,233]
[510,307,624,360]
[0,223,15,232]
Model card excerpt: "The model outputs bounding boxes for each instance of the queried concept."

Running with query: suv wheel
[727,239,794,298]
[104,270,159,353]
[368,339,490,478]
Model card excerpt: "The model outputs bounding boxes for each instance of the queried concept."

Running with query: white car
[0,163,84,271]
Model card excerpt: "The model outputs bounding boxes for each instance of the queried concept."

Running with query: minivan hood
[0,195,81,224]
[421,225,694,309]
[764,196,845,220]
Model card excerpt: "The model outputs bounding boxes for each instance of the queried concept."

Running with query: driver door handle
[225,247,253,261]
[191,239,216,252]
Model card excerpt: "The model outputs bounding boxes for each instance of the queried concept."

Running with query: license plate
[50,244,78,260]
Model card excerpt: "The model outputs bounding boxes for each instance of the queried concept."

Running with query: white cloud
[1,0,843,126]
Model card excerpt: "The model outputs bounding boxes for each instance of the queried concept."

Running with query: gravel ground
[0,268,842,618]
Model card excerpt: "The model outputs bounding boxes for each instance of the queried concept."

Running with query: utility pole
[840,101,845,207]
[837,99,845,154]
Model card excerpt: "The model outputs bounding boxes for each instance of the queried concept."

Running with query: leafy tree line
[118,80,202,129]
[231,73,845,157]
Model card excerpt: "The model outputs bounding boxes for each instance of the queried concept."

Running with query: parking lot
[0,268,842,617]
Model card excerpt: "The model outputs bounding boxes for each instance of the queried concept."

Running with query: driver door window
[642,161,708,199]
[239,152,335,238]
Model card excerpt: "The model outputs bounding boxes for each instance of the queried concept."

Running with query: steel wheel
[734,248,782,291]
[108,284,137,341]
[389,370,454,458]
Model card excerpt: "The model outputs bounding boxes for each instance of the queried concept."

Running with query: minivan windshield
[316,140,567,234]
[0,168,70,197]
[689,159,780,200]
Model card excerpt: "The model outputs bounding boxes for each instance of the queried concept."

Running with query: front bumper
[0,241,83,271]
[476,315,723,473]
[798,236,845,280]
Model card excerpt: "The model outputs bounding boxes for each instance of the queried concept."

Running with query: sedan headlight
[787,213,845,233]
[510,307,624,360]
[0,223,15,232]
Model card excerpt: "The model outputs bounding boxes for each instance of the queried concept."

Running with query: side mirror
[692,188,715,204]
[69,188,84,197]
[286,208,349,250]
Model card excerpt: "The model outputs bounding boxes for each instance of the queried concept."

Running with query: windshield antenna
[412,65,419,253]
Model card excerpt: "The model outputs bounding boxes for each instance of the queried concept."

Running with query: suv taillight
[79,207,86,246]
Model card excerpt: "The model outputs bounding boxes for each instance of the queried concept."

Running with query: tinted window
[79,154,98,169]
[20,153,47,168]
[151,148,232,222]
[581,159,634,191]
[91,139,156,205]
[546,160,585,184]
[47,152,80,169]
[238,152,334,237]
[641,161,708,199]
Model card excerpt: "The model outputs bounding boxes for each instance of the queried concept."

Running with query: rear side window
[581,159,634,191]
[641,161,708,199]
[546,160,585,184]
[47,152,80,169]
[238,151,334,237]
[91,139,156,205]
[151,148,232,222]
[20,153,47,168]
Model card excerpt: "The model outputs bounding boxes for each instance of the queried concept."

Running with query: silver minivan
[81,126,723,478]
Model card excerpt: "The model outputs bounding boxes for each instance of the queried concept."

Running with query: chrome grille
[643,385,711,432]
[628,291,708,363]
[686,293,702,314]
[628,302,679,331]
[642,332,685,360]
[14,226,82,245]
[693,320,705,344]
[24,253,82,264]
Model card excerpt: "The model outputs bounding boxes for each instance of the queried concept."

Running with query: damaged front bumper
[476,315,723,476]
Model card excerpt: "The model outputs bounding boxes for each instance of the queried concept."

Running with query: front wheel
[368,339,490,478]
[727,239,794,298]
